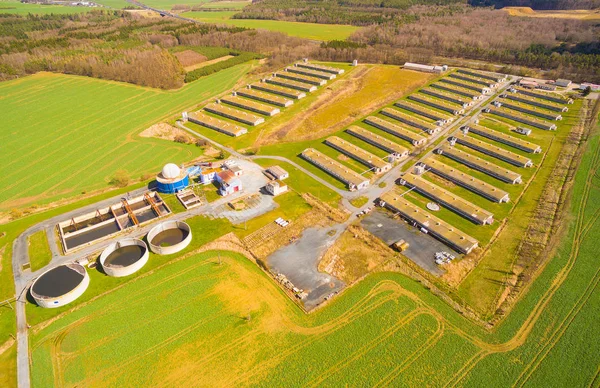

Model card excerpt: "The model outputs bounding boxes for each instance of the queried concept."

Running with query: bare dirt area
[184,55,235,72]
[174,50,208,68]
[139,123,193,143]
[318,224,396,284]
[256,65,433,146]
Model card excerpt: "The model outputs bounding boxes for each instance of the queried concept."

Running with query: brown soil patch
[139,123,193,143]
[173,50,208,68]
[256,65,433,146]
[124,9,161,18]
[184,55,234,72]
[318,225,395,284]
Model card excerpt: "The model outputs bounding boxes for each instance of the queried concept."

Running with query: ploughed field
[29,128,600,386]
[0,64,251,211]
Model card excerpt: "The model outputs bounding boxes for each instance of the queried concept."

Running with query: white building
[265,180,288,196]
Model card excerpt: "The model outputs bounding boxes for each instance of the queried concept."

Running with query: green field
[27,230,51,272]
[27,124,600,385]
[0,63,252,212]
[0,0,89,14]
[181,10,359,41]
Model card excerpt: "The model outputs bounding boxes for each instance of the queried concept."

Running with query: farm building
[439,78,491,94]
[408,94,465,115]
[464,124,542,153]
[238,88,293,107]
[222,94,280,116]
[380,107,441,134]
[421,158,509,203]
[296,61,344,75]
[276,71,326,86]
[448,73,498,89]
[266,77,317,93]
[301,148,369,191]
[30,263,90,308]
[345,125,409,160]
[265,180,288,196]
[420,88,473,108]
[554,79,572,88]
[518,80,538,89]
[514,87,573,104]
[379,192,478,254]
[403,62,447,74]
[156,163,190,193]
[456,69,506,83]
[287,66,335,80]
[251,82,306,99]
[198,167,222,184]
[325,136,391,173]
[399,173,494,225]
[393,100,453,124]
[205,103,265,126]
[265,165,289,180]
[581,83,600,92]
[537,83,557,91]
[485,106,557,131]
[451,135,533,168]
[502,93,568,112]
[430,83,483,100]
[187,111,248,137]
[497,101,562,121]
[216,170,243,196]
[437,144,522,184]
[364,116,427,146]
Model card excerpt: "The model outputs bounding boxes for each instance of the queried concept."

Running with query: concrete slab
[361,210,457,276]
[267,225,346,310]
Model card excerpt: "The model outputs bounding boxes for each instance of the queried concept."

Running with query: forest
[0,12,253,88]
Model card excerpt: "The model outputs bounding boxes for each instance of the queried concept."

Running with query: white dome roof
[161,163,181,179]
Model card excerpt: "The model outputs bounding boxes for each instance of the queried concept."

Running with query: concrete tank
[99,238,149,277]
[30,263,90,308]
[147,221,192,255]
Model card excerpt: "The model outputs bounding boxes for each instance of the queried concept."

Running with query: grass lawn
[0,62,252,212]
[27,230,52,272]
[350,196,369,208]
[181,10,359,41]
[25,128,600,385]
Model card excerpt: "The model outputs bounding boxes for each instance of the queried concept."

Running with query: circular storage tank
[99,238,149,277]
[147,221,192,255]
[30,263,90,308]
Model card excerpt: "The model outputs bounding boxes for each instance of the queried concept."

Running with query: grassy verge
[27,230,52,272]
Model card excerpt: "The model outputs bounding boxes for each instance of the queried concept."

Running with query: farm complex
[2,54,599,388]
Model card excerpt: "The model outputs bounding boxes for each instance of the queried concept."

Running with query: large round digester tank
[30,263,90,308]
[99,238,149,277]
[147,221,192,255]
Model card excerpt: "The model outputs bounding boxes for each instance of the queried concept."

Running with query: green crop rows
[0,63,252,211]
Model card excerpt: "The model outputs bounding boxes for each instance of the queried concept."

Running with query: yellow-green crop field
[27,126,600,385]
[181,11,360,41]
[0,63,251,212]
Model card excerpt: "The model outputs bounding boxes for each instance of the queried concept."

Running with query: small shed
[554,79,572,88]
[229,165,243,177]
[266,165,289,180]
[265,180,288,196]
